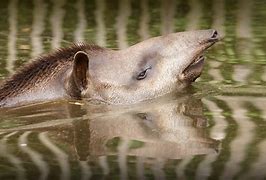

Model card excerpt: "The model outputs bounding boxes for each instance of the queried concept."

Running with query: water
[0,0,265,179]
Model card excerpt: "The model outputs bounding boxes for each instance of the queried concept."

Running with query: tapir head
[68,29,219,104]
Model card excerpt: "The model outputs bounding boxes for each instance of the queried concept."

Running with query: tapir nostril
[210,30,218,39]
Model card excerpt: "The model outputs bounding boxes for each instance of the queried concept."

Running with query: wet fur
[0,30,219,107]
[0,44,103,105]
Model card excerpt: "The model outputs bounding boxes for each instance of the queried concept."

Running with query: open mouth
[180,29,220,83]
[181,54,205,82]
[183,54,205,73]
[190,55,205,67]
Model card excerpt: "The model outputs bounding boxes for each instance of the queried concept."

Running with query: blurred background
[0,0,265,179]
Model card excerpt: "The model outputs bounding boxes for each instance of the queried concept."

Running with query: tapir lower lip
[180,55,205,82]
[191,55,204,66]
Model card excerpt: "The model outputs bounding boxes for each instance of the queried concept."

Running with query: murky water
[0,0,265,179]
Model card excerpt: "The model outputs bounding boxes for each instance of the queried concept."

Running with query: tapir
[0,29,219,107]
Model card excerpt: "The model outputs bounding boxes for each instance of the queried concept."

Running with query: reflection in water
[243,99,266,179]
[86,97,215,159]
[50,0,65,49]
[176,155,194,178]
[136,156,145,179]
[116,0,131,49]
[74,0,87,43]
[7,0,18,73]
[79,160,91,180]
[236,0,253,39]
[207,101,226,134]
[212,0,225,37]
[236,0,254,65]
[19,131,49,180]
[263,70,266,82]
[98,156,109,176]
[186,0,201,30]
[194,99,228,180]
[232,65,251,83]
[0,0,266,179]
[0,94,218,178]
[253,99,266,120]
[244,140,266,179]
[152,158,166,180]
[117,138,129,180]
[160,0,176,35]
[0,132,25,180]
[39,132,70,180]
[138,0,150,40]
[207,61,224,84]
[31,0,46,57]
[220,97,254,180]
[95,0,106,47]
[208,0,224,82]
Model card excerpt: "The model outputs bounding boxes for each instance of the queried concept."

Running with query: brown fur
[0,44,103,102]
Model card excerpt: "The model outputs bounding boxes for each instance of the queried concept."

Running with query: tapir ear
[72,51,89,91]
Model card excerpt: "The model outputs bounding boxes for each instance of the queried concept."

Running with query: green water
[0,0,266,179]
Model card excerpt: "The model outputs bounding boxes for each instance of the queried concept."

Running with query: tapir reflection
[75,93,219,160]
[0,93,219,161]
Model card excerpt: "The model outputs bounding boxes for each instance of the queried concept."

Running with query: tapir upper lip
[200,37,219,49]
[180,36,219,82]
[185,40,217,70]
[191,35,220,64]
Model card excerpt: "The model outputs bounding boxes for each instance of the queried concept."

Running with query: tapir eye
[136,67,151,80]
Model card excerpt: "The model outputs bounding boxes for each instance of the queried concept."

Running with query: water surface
[0,0,266,179]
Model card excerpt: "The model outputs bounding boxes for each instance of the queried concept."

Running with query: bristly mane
[0,43,103,102]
